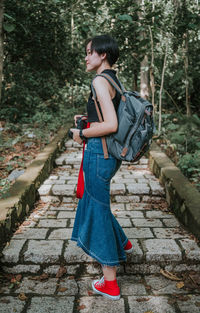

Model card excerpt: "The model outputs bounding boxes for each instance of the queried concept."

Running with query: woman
[70,34,133,300]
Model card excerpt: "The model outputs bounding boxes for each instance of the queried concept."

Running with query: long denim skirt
[71,137,128,266]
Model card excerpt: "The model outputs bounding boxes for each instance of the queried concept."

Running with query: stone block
[40,196,60,203]
[149,182,165,195]
[179,239,200,261]
[57,278,78,295]
[132,218,163,227]
[162,218,180,228]
[65,140,73,147]
[78,296,125,313]
[125,239,143,262]
[153,228,190,239]
[15,277,58,295]
[128,296,176,313]
[111,203,125,210]
[146,211,173,219]
[125,264,161,274]
[116,218,132,227]
[127,184,150,195]
[142,195,163,202]
[1,239,26,263]
[124,227,154,239]
[118,275,147,295]
[24,240,63,263]
[37,219,68,228]
[64,241,93,263]
[137,178,149,183]
[145,274,185,294]
[143,239,182,262]
[27,296,74,313]
[55,155,66,165]
[0,297,25,313]
[13,228,48,240]
[38,184,52,195]
[110,184,126,195]
[52,185,75,196]
[48,228,72,239]
[49,203,76,211]
[177,295,200,313]
[165,263,200,272]
[115,195,140,203]
[114,210,144,218]
[69,219,75,227]
[2,265,40,274]
[38,211,58,219]
[77,277,94,295]
[126,203,148,210]
[57,211,76,218]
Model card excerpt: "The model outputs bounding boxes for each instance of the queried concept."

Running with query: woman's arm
[71,76,118,142]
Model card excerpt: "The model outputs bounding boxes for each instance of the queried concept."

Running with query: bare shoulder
[93,76,110,90]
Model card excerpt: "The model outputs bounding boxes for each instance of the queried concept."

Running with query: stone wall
[149,142,200,240]
[0,125,70,252]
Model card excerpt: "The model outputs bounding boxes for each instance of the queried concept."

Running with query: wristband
[79,129,87,141]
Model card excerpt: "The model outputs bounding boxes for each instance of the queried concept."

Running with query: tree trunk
[184,32,191,116]
[138,0,149,100]
[149,25,155,110]
[158,41,168,133]
[140,55,149,99]
[133,70,138,91]
[0,0,4,103]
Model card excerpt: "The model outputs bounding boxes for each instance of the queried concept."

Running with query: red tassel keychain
[76,122,90,199]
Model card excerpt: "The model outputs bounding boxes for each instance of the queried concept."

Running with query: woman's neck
[96,62,111,74]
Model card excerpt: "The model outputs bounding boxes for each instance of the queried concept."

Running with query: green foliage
[1,0,80,122]
[159,113,200,190]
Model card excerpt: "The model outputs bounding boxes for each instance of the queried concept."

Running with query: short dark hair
[86,34,119,67]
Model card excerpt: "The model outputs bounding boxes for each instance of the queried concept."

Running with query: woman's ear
[101,53,107,61]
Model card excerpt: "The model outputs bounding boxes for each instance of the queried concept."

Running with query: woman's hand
[74,115,87,127]
[70,128,83,144]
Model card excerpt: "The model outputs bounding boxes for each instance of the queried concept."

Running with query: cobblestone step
[1,141,200,275]
[0,140,200,313]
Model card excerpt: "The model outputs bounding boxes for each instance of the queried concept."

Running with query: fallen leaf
[168,298,177,305]
[29,273,48,281]
[175,295,190,301]
[87,290,93,296]
[11,277,17,284]
[160,269,182,281]
[77,304,86,310]
[18,293,27,301]
[22,221,31,226]
[69,276,75,280]
[39,273,49,280]
[0,298,10,303]
[58,287,68,292]
[56,266,67,278]
[16,275,22,282]
[144,311,154,313]
[176,281,185,289]
[195,302,200,307]
[136,298,150,302]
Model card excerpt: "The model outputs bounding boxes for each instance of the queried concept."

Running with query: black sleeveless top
[87,69,121,123]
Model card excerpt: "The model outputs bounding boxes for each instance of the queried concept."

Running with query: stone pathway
[0,140,200,313]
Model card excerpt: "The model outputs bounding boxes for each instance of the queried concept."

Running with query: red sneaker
[92,276,120,300]
[124,240,133,254]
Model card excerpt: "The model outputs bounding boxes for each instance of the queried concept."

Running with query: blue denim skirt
[71,137,128,266]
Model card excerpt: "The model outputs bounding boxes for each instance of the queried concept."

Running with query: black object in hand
[68,116,88,139]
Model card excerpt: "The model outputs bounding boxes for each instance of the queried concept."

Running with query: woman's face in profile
[85,41,103,72]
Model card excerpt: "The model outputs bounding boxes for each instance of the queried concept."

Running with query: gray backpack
[91,73,155,162]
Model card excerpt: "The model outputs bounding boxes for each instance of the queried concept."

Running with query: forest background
[0,0,199,198]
